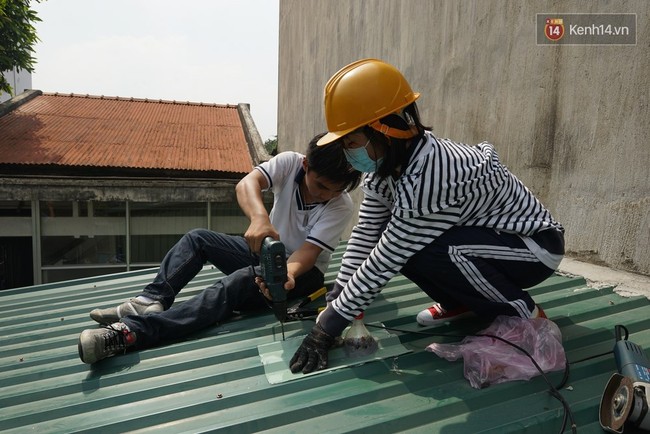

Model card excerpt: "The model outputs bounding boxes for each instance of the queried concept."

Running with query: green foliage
[264,136,278,156]
[0,0,41,95]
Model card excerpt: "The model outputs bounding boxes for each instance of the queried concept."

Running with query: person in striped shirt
[290,58,565,374]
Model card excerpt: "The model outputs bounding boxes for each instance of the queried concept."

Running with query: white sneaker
[89,298,163,324]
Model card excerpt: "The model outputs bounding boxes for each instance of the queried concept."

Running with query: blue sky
[31,0,280,141]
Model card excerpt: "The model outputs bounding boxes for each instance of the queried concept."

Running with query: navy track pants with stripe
[400,226,564,319]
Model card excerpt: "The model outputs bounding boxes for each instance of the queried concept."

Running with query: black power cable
[363,323,578,434]
[297,317,621,433]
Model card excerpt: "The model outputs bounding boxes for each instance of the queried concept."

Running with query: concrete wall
[278,0,650,275]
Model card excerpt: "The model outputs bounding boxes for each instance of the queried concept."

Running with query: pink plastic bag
[426,315,566,389]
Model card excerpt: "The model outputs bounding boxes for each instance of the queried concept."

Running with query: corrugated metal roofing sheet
[1,242,649,433]
[0,93,253,174]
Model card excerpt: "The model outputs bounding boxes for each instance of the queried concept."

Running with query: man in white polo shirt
[78,133,361,364]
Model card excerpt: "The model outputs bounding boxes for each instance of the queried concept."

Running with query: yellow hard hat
[317,58,420,146]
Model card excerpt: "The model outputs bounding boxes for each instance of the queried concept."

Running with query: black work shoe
[78,322,137,364]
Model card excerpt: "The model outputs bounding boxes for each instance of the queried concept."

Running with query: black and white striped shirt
[330,131,564,320]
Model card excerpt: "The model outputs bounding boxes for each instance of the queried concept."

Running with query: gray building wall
[0,179,253,288]
[278,0,650,276]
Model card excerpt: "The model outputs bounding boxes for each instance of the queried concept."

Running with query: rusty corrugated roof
[0,92,253,175]
[1,241,649,433]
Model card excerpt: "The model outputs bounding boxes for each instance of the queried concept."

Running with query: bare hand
[255,275,295,300]
[244,220,279,253]
[255,276,272,300]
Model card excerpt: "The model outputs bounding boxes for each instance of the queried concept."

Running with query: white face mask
[344,140,383,172]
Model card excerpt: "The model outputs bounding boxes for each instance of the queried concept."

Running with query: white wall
[0,68,32,102]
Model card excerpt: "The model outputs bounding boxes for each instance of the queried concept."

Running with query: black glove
[289,323,336,374]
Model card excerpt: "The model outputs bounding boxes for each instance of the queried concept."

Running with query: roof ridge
[42,92,238,108]
[0,89,43,117]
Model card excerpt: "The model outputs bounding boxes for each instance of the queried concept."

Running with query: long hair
[363,102,431,179]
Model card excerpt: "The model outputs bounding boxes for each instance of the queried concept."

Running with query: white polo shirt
[255,151,354,274]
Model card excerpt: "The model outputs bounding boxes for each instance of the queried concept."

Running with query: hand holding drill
[259,237,289,322]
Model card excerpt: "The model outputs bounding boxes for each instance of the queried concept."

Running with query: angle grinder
[599,325,650,433]
[259,237,288,322]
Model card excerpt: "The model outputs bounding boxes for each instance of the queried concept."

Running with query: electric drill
[259,237,288,322]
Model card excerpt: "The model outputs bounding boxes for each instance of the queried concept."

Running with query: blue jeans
[121,229,324,348]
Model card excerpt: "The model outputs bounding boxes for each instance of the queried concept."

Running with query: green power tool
[260,237,288,322]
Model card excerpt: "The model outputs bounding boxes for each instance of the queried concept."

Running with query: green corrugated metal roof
[2,243,650,433]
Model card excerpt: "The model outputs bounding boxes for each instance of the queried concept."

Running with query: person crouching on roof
[290,59,565,374]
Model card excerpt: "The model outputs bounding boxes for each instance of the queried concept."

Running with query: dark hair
[306,132,362,191]
[362,102,431,179]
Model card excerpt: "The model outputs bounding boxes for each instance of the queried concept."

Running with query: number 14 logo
[545,18,565,41]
